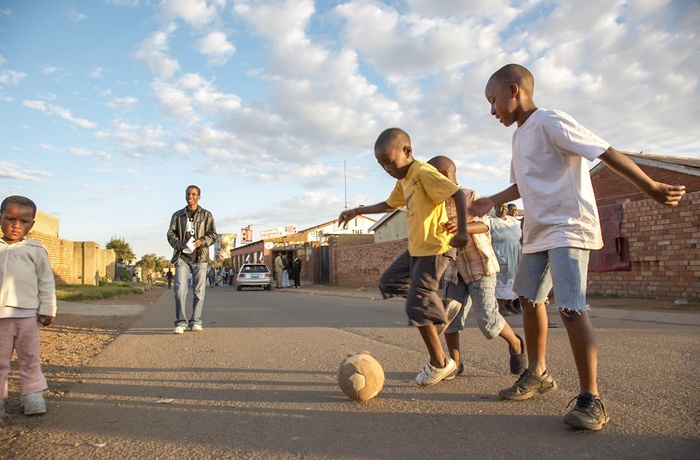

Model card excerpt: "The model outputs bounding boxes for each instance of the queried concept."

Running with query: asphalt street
[6,286,700,459]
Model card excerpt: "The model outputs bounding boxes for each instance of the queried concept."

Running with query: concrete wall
[373,212,408,243]
[1,212,118,286]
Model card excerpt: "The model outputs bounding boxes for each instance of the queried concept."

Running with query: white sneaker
[173,325,186,334]
[436,298,462,336]
[415,358,457,386]
[22,392,46,415]
[191,324,203,332]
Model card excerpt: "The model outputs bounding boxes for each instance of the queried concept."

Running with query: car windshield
[242,265,268,273]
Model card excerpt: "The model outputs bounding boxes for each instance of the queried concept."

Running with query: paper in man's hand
[182,237,196,254]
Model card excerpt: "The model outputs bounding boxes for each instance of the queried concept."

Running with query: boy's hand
[469,198,495,217]
[338,209,356,228]
[441,221,458,234]
[648,182,686,206]
[38,315,54,326]
[449,230,469,248]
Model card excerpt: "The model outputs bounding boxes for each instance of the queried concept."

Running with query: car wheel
[236,286,242,291]
[265,285,271,291]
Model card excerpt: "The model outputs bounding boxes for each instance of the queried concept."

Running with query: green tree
[106,236,136,263]
[136,253,169,274]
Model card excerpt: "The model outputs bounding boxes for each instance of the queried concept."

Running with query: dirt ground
[0,285,166,450]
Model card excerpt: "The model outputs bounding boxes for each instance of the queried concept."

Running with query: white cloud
[160,0,225,28]
[0,69,26,85]
[134,23,180,79]
[107,96,139,110]
[89,67,105,79]
[195,31,236,65]
[41,66,62,74]
[109,120,167,157]
[0,8,12,18]
[0,160,52,182]
[22,100,98,128]
[68,8,88,21]
[69,147,112,160]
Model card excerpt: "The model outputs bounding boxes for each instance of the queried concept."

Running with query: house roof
[590,151,700,177]
[368,208,406,232]
[297,215,377,234]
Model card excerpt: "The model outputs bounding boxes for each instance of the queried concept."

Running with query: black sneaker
[499,369,557,400]
[563,393,610,431]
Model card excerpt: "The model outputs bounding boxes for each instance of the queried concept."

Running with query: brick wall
[587,190,699,299]
[29,231,74,284]
[330,237,407,288]
[593,164,700,206]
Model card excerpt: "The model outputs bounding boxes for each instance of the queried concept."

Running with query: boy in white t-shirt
[471,64,686,431]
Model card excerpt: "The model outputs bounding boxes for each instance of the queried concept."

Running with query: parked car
[236,263,272,291]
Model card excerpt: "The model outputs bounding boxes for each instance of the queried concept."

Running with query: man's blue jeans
[173,258,208,328]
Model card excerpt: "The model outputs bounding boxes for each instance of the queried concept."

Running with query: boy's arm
[470,184,521,217]
[449,190,469,248]
[338,202,394,228]
[599,148,686,206]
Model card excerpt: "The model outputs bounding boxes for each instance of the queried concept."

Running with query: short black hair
[1,195,37,217]
[186,185,201,195]
[375,127,411,152]
[427,155,456,175]
[489,64,534,94]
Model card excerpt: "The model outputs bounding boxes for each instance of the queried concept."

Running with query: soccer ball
[337,352,385,401]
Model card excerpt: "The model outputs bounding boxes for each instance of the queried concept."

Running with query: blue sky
[1,0,698,259]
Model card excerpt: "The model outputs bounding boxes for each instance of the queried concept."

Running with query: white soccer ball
[337,352,385,401]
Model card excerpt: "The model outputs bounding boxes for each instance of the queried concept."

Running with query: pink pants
[0,317,47,398]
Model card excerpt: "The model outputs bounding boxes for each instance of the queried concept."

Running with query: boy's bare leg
[418,324,448,367]
[522,297,548,375]
[445,332,460,363]
[499,323,523,354]
[560,310,598,395]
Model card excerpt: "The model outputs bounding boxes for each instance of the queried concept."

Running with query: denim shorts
[513,247,590,312]
[443,273,503,339]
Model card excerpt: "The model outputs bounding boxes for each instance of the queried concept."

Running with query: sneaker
[416,358,457,386]
[22,392,46,415]
[436,298,462,336]
[173,325,186,334]
[499,369,557,400]
[191,324,203,332]
[444,361,465,381]
[563,393,610,431]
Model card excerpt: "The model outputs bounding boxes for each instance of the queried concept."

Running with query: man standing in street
[292,255,302,288]
[274,253,284,289]
[167,185,217,334]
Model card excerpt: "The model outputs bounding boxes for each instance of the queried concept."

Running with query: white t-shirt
[510,108,609,253]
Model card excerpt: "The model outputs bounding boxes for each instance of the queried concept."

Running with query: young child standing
[338,128,469,386]
[472,64,686,430]
[426,156,526,379]
[0,196,57,416]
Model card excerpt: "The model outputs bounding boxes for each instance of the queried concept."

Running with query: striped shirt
[444,188,500,284]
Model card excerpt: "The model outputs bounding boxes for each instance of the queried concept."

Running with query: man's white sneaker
[22,392,46,415]
[173,325,186,334]
[191,324,203,332]
[415,358,457,386]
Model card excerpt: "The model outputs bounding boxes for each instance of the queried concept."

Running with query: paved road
[7,286,700,459]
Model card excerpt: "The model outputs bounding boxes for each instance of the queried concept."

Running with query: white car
[236,263,272,291]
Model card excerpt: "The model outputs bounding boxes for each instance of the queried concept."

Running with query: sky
[0,0,698,260]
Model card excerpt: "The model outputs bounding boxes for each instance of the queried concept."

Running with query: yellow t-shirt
[385,160,461,256]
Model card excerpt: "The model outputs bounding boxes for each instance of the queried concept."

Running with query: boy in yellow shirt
[338,128,469,385]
